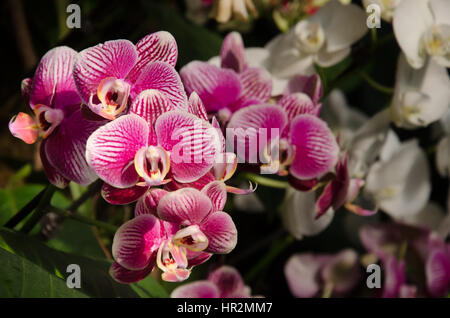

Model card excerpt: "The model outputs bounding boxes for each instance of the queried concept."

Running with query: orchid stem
[321,282,334,298]
[50,206,118,233]
[4,186,47,229]
[244,234,294,283]
[19,184,56,234]
[359,71,394,95]
[240,172,289,189]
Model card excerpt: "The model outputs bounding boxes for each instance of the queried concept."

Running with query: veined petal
[180,61,242,113]
[201,181,227,211]
[73,40,137,103]
[171,281,220,298]
[283,74,323,105]
[30,46,80,109]
[157,188,213,225]
[231,67,272,110]
[382,257,406,298]
[188,92,209,121]
[289,115,339,180]
[112,214,162,270]
[227,104,287,164]
[131,61,187,110]
[86,114,148,188]
[9,112,38,144]
[186,250,212,267]
[101,183,149,205]
[201,211,237,254]
[109,260,155,284]
[155,111,221,183]
[207,266,246,298]
[278,93,318,122]
[39,141,70,189]
[393,0,434,69]
[127,31,178,82]
[221,32,247,73]
[135,188,168,217]
[426,248,450,297]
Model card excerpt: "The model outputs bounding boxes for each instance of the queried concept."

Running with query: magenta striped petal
[231,67,272,111]
[39,141,69,189]
[283,74,323,104]
[382,257,406,298]
[155,111,220,183]
[227,104,287,163]
[186,250,212,267]
[112,214,162,270]
[220,32,247,73]
[30,46,80,109]
[289,115,339,180]
[130,89,176,124]
[101,183,149,205]
[201,211,237,254]
[188,92,208,121]
[201,181,227,211]
[109,260,155,284]
[73,40,137,103]
[165,171,217,191]
[278,93,319,122]
[180,61,242,113]
[171,281,220,298]
[426,248,450,297]
[45,109,99,186]
[131,61,187,109]
[86,114,148,188]
[135,189,168,217]
[157,188,213,225]
[127,31,178,82]
[207,266,245,297]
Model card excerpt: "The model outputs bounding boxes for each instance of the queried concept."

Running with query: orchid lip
[421,24,450,58]
[33,105,64,139]
[156,240,191,282]
[261,138,295,175]
[134,146,171,187]
[172,225,209,252]
[89,77,130,120]
[295,21,325,54]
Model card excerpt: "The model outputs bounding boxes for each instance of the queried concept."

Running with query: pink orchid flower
[9,46,101,188]
[360,223,450,297]
[87,89,222,205]
[73,31,187,120]
[110,185,237,283]
[171,265,253,298]
[180,32,272,123]
[285,249,361,298]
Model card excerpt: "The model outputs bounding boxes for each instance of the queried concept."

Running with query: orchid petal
[39,140,70,189]
[289,115,339,180]
[382,257,406,298]
[426,248,450,297]
[284,254,322,298]
[73,40,137,103]
[171,281,220,298]
[232,67,272,110]
[180,61,242,113]
[112,214,162,270]
[221,32,247,72]
[109,260,155,284]
[9,112,38,144]
[278,93,318,122]
[86,114,148,188]
[201,181,227,211]
[188,92,208,121]
[135,189,168,217]
[129,89,175,125]
[283,74,323,105]
[207,266,246,297]
[127,31,178,82]
[201,211,237,254]
[101,183,149,205]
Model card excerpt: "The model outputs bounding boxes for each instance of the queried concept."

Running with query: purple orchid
[360,222,450,297]
[9,46,101,188]
[171,265,252,298]
[110,185,237,283]
[284,249,361,298]
[73,31,187,120]
[86,89,222,205]
[180,32,272,123]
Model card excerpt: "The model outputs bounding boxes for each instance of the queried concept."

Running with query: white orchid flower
[364,138,431,219]
[280,186,334,240]
[393,0,450,69]
[391,53,450,129]
[255,0,367,95]
[210,0,257,23]
[362,0,403,22]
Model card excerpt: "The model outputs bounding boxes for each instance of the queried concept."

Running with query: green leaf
[0,246,88,297]
[0,228,168,298]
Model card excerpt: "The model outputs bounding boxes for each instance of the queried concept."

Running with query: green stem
[371,28,377,47]
[244,234,294,283]
[51,207,118,233]
[359,71,395,95]
[4,186,46,229]
[240,172,289,189]
[321,282,334,298]
[19,184,56,234]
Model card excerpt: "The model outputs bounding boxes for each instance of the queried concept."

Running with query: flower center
[89,77,130,120]
[261,137,295,175]
[421,24,450,58]
[295,21,325,54]
[156,240,191,282]
[172,225,209,252]
[34,105,64,138]
[134,146,171,186]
